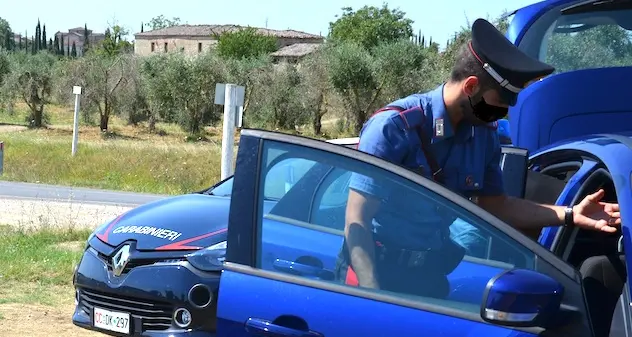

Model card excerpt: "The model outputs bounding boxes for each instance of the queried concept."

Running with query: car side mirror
[481,269,564,328]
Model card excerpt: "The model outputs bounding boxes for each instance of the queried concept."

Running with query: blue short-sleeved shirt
[349,84,504,250]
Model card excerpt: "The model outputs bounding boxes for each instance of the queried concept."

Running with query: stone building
[55,27,106,56]
[133,24,324,57]
[270,43,323,63]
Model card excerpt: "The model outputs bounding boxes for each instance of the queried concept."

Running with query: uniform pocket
[457,170,484,192]
[411,148,432,178]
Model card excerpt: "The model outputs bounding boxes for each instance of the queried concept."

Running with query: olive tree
[249,62,309,130]
[141,52,224,136]
[2,51,56,127]
[326,42,379,133]
[297,49,330,135]
[372,40,437,102]
[221,55,274,128]
[56,53,134,131]
[328,5,414,51]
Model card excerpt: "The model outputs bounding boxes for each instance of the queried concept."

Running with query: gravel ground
[0,197,133,336]
[0,303,103,337]
[0,197,133,230]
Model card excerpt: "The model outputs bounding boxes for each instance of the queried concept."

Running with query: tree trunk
[32,105,43,128]
[311,93,324,135]
[6,102,14,115]
[312,117,322,135]
[100,113,109,131]
[148,112,156,132]
[352,109,363,135]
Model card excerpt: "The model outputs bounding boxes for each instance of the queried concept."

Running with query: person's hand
[573,189,621,232]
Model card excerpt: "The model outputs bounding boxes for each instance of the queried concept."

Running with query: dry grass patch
[0,282,101,336]
[0,127,223,194]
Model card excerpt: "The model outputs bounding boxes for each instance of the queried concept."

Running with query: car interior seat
[609,284,628,337]
[579,254,627,337]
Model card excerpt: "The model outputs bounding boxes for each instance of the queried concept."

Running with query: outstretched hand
[573,189,621,233]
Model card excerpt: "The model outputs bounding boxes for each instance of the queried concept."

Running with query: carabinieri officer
[337,18,621,297]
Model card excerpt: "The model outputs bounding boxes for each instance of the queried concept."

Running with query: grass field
[0,103,346,194]
[0,103,227,194]
[0,225,101,336]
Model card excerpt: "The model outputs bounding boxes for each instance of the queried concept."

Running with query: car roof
[326,137,359,148]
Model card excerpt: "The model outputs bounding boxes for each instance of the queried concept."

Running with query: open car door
[215,129,595,337]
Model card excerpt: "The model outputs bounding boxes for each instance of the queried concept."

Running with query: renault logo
[112,244,131,277]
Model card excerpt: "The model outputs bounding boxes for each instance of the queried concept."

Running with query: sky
[3,0,537,48]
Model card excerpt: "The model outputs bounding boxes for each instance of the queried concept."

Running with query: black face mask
[468,96,508,123]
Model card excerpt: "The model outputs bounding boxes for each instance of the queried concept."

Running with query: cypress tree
[83,23,89,54]
[141,23,144,33]
[35,20,41,51]
[59,35,64,56]
[42,24,47,50]
[31,35,36,54]
[53,35,59,54]
[71,41,77,57]
[48,38,53,52]
[18,36,22,50]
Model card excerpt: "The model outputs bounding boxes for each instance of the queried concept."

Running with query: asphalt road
[0,181,167,207]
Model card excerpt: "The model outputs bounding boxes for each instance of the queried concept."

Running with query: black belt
[375,243,433,268]
[373,235,465,275]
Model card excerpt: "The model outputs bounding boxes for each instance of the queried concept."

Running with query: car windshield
[518,4,632,73]
[206,157,316,199]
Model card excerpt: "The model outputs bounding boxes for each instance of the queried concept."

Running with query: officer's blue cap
[469,18,555,106]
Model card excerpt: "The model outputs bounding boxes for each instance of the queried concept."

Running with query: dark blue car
[72,0,632,336]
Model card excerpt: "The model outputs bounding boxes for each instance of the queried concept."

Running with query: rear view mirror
[481,269,564,328]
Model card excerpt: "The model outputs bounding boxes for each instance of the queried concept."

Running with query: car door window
[309,169,528,265]
[263,157,316,200]
[206,157,315,200]
[256,140,537,313]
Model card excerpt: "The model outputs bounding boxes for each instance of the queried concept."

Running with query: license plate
[93,307,131,334]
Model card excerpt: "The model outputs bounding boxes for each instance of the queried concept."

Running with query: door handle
[245,318,323,337]
[272,259,323,277]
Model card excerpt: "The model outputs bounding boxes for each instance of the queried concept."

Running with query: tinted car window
[308,169,519,262]
[264,158,316,200]
[520,6,632,73]
[256,140,536,313]
[207,158,315,200]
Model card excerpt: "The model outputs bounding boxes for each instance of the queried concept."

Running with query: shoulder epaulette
[396,106,426,129]
[485,121,498,130]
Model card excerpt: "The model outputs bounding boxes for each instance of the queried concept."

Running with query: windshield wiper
[562,0,632,15]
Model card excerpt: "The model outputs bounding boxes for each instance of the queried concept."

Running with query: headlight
[85,222,105,248]
[186,241,226,272]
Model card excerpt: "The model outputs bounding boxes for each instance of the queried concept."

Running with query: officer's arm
[345,116,407,289]
[345,189,381,288]
[478,135,565,232]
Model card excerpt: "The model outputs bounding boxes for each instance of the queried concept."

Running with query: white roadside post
[71,85,83,156]
[214,83,245,180]
[0,141,4,176]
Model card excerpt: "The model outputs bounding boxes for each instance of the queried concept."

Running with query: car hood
[94,193,274,251]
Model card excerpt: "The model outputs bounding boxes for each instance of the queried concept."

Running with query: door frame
[224,129,586,333]
[527,150,600,250]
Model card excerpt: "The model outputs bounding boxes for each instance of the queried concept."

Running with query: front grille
[79,288,173,331]
[97,252,184,275]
